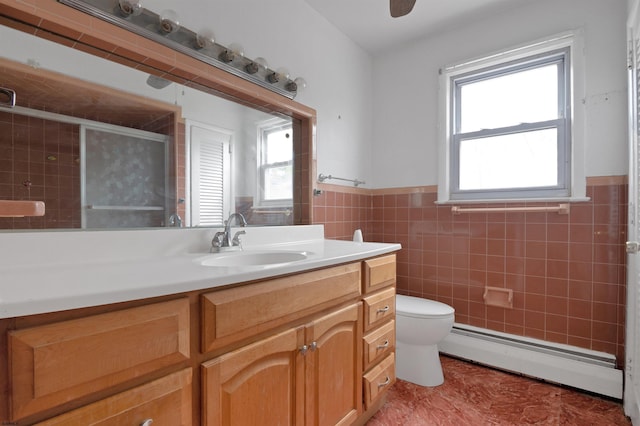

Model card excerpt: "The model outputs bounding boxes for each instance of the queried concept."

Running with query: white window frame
[437,30,587,204]
[255,118,293,208]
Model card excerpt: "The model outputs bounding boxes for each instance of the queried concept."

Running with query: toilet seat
[396,295,455,319]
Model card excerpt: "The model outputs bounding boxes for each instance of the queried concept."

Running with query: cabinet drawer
[9,298,190,420]
[363,319,395,371]
[362,353,395,410]
[363,254,396,294]
[202,263,361,352]
[36,368,192,426]
[363,287,396,332]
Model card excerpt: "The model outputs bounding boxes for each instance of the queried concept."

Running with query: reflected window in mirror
[252,119,294,224]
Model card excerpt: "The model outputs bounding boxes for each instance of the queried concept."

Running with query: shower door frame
[80,122,170,229]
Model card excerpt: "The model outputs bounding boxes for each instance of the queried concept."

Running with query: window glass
[259,122,293,204]
[459,128,558,190]
[459,64,559,133]
[265,128,292,163]
[446,47,570,201]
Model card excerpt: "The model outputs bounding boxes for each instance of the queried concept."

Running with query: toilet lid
[396,294,455,319]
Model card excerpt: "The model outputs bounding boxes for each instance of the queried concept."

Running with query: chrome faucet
[211,212,247,252]
[168,212,182,227]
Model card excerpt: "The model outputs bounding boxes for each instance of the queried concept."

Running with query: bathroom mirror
[0,22,300,230]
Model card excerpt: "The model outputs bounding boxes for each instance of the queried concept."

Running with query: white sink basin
[199,250,309,267]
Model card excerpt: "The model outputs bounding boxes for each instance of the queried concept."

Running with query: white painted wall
[1,0,374,191]
[1,0,627,192]
[371,0,628,188]
[150,0,374,187]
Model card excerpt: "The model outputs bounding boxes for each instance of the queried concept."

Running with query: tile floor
[367,356,630,425]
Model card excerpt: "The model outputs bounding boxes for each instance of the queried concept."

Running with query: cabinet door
[201,326,305,426]
[305,303,362,426]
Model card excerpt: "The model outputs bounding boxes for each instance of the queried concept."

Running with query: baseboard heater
[438,323,623,399]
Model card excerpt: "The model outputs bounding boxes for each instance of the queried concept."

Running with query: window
[257,120,293,206]
[438,32,586,203]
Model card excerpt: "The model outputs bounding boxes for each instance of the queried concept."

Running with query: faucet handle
[232,230,246,247]
[211,231,226,252]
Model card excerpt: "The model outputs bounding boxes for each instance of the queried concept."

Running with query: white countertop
[0,225,400,319]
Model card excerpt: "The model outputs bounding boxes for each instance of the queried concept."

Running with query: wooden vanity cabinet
[1,254,397,425]
[202,303,362,426]
[34,368,192,426]
[359,254,397,418]
[200,263,363,426]
[7,298,191,423]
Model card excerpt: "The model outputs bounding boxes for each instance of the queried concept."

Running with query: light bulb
[276,67,290,80]
[229,43,244,57]
[196,29,215,49]
[286,77,307,93]
[245,57,268,74]
[294,77,307,90]
[118,0,143,16]
[159,9,180,34]
[254,57,269,69]
[219,43,244,63]
[267,67,289,84]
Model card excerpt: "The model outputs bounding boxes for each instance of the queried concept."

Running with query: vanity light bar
[58,0,298,99]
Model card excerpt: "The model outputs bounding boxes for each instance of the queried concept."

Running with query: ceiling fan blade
[390,0,416,18]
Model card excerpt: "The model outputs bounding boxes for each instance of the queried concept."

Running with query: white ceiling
[303,0,532,54]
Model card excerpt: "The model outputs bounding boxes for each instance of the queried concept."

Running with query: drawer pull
[378,376,391,388]
[140,419,154,426]
[309,341,318,352]
[376,305,390,314]
[376,339,390,350]
[300,344,308,355]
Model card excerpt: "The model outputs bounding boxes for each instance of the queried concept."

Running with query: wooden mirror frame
[0,0,316,225]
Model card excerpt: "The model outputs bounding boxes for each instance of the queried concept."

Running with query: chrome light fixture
[58,0,306,99]
[158,9,180,34]
[117,0,142,17]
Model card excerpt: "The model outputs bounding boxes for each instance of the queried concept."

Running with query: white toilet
[395,294,455,387]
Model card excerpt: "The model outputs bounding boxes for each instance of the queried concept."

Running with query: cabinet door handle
[300,344,308,355]
[309,341,317,351]
[376,339,389,350]
[140,419,154,426]
[376,305,390,314]
[378,376,391,388]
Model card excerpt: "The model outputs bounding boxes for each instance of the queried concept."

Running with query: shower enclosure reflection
[0,24,295,230]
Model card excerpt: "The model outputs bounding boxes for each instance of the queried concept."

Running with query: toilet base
[395,342,444,387]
